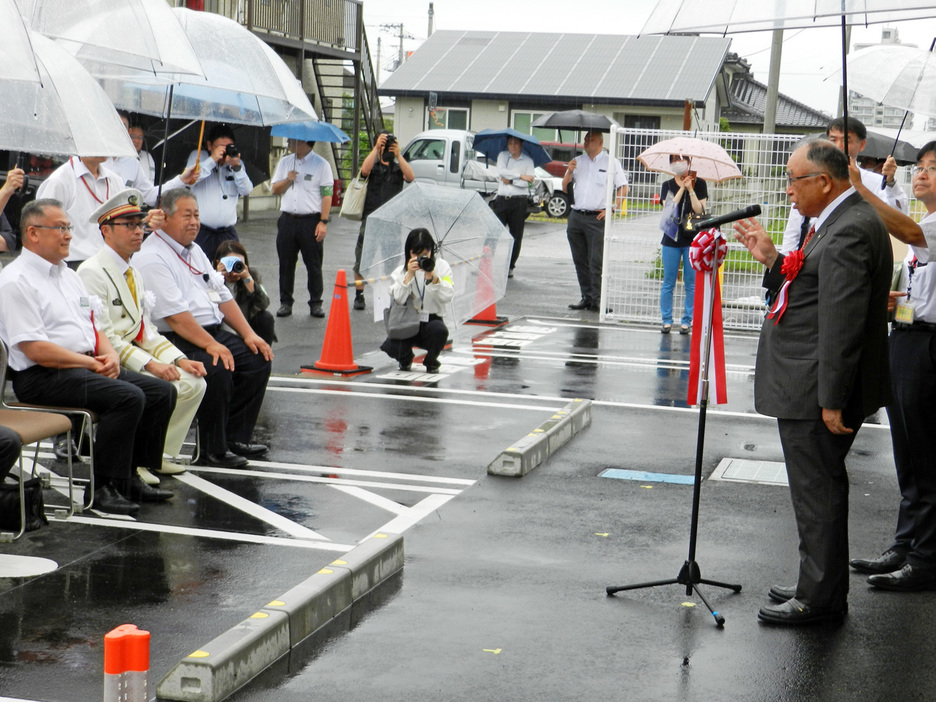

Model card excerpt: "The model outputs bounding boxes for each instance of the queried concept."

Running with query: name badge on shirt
[304,173,313,181]
[895,300,916,324]
[80,296,90,308]
[208,290,222,303]
[419,311,430,323]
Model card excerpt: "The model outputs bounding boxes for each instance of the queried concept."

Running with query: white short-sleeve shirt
[272,151,334,215]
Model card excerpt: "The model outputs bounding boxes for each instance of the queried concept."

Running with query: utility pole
[376,36,382,84]
[380,23,416,70]
[428,3,434,37]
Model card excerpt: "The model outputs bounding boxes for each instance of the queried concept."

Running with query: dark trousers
[566,209,605,303]
[777,416,860,609]
[0,425,22,483]
[195,224,238,262]
[277,212,322,308]
[164,327,271,455]
[249,310,277,346]
[12,367,176,482]
[380,316,448,368]
[493,196,527,270]
[886,329,936,568]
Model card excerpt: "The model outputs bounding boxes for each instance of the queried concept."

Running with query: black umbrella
[531,110,620,134]
[861,130,919,166]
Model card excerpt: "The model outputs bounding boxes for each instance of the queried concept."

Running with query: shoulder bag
[339,169,368,221]
[383,297,421,340]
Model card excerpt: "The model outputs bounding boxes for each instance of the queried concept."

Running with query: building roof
[724,73,829,128]
[379,31,731,107]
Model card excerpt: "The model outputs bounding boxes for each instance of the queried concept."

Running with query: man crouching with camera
[380,228,454,374]
[185,123,254,260]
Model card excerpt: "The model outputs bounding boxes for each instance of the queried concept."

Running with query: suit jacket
[756,191,892,420]
[77,248,185,373]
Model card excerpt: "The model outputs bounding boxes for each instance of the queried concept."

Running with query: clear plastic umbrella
[2,0,41,83]
[15,0,203,77]
[845,44,936,118]
[359,183,514,326]
[97,8,316,126]
[0,32,135,157]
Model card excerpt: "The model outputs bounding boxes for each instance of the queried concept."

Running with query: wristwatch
[320,218,330,224]
[172,356,186,368]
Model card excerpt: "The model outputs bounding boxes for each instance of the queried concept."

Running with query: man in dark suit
[733,139,892,625]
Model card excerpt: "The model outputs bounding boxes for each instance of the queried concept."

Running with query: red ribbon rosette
[689,229,726,273]
[767,249,805,324]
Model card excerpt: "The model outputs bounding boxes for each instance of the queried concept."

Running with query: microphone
[688,204,762,231]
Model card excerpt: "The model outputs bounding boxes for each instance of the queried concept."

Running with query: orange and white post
[104,624,150,702]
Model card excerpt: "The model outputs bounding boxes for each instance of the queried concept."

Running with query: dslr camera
[224,143,240,159]
[417,255,435,273]
[220,256,246,274]
[384,134,397,151]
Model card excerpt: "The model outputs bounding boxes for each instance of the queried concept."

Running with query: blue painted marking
[599,469,695,485]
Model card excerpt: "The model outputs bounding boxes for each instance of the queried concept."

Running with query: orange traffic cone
[301,270,373,376]
[464,246,508,327]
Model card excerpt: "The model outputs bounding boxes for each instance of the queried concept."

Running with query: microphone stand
[606,230,742,627]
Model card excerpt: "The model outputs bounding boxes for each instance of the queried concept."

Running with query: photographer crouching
[380,228,454,373]
[214,240,277,345]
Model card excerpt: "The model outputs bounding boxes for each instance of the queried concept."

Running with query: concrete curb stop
[156,533,404,702]
[487,398,591,477]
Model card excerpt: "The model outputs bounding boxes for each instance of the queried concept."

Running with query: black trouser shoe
[126,475,173,503]
[310,303,325,318]
[353,292,366,310]
[850,549,906,574]
[568,298,592,310]
[93,482,140,516]
[868,564,936,591]
[228,442,268,457]
[767,585,796,603]
[198,451,248,469]
[276,304,292,318]
[758,598,847,626]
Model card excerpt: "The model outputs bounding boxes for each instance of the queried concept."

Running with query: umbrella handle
[881,112,911,191]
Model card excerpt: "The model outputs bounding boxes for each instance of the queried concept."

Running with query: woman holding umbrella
[380,228,455,373]
[660,155,707,334]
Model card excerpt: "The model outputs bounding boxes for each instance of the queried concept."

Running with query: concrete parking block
[328,532,405,601]
[156,609,289,702]
[487,399,591,477]
[262,566,353,648]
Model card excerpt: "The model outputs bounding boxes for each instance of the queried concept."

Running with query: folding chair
[0,408,72,542]
[0,341,99,514]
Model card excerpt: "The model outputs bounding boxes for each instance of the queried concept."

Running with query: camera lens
[417,255,435,273]
[232,260,245,274]
[225,144,239,158]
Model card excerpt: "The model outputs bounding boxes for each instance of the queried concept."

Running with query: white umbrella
[2,0,40,83]
[98,8,316,126]
[0,32,135,157]
[845,43,936,118]
[15,0,203,77]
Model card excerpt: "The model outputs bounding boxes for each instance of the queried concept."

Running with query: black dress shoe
[53,436,79,461]
[126,476,173,503]
[398,361,412,371]
[353,293,366,310]
[228,442,268,457]
[276,304,292,318]
[310,303,325,318]
[868,564,936,591]
[424,362,441,374]
[568,298,592,310]
[758,598,846,626]
[767,584,796,603]
[93,483,140,516]
[199,451,248,469]
[850,549,906,574]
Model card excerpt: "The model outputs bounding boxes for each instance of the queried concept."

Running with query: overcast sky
[364,0,936,126]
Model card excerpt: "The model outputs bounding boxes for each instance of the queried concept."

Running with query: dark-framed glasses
[785,172,823,186]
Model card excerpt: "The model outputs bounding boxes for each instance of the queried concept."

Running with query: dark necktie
[797,216,812,251]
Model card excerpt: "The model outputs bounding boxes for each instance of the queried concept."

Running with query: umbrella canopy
[845,44,936,118]
[98,8,316,126]
[637,137,742,183]
[359,183,514,326]
[531,110,619,134]
[472,128,552,166]
[2,0,41,83]
[271,120,350,144]
[15,0,203,77]
[793,129,919,165]
[0,32,135,157]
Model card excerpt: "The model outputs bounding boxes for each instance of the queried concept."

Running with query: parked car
[534,166,570,218]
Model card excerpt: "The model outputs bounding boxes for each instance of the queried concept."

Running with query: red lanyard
[155,232,210,281]
[70,157,109,204]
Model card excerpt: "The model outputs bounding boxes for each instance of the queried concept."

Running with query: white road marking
[62,516,354,551]
[251,459,476,486]
[187,465,465,494]
[329,484,407,515]
[368,493,456,538]
[174,472,330,541]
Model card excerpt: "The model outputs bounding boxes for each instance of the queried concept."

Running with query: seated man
[77,190,208,483]
[0,199,176,516]
[0,425,22,484]
[134,188,273,469]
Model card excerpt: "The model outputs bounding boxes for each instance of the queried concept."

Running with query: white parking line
[368,493,456,538]
[329,484,408,515]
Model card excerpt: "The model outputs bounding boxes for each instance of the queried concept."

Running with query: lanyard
[70,157,109,204]
[155,232,210,282]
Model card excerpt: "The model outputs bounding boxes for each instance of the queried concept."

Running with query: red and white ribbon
[687,229,727,406]
[766,249,804,325]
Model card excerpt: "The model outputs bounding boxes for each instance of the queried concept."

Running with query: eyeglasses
[786,172,824,186]
[913,165,936,176]
[110,221,145,230]
[33,224,73,234]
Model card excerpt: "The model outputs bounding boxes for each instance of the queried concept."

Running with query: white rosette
[142,290,159,341]
[207,270,227,292]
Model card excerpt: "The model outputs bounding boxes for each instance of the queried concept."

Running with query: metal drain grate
[709,458,788,486]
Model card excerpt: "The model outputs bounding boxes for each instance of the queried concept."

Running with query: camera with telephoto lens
[220,256,246,274]
[224,143,239,159]
[417,255,435,273]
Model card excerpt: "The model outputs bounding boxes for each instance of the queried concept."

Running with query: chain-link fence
[598,127,913,332]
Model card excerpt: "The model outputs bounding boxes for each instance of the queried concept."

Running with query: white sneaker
[156,459,187,475]
[137,467,161,485]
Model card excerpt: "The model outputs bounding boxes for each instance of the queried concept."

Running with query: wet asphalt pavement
[2,209,935,702]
